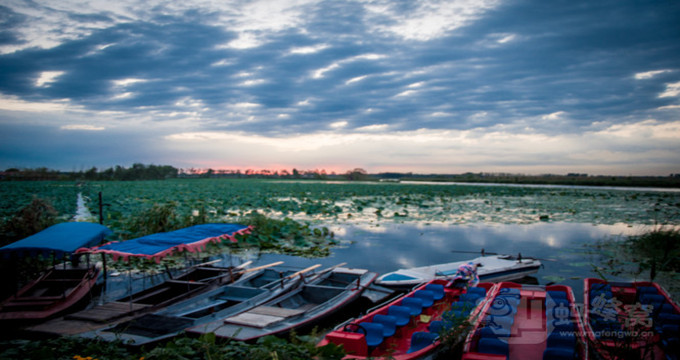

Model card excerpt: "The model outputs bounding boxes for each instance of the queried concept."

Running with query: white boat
[375,254,541,289]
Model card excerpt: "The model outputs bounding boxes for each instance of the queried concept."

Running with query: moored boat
[584,278,680,360]
[187,266,378,342]
[78,264,320,346]
[375,254,541,289]
[26,260,249,336]
[462,282,588,359]
[0,222,112,322]
[318,280,496,359]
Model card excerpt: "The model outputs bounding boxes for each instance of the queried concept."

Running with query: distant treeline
[1,164,178,181]
[2,166,680,188]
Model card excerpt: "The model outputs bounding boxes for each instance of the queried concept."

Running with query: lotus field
[2,179,679,233]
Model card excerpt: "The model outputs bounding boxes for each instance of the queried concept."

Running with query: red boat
[584,278,680,360]
[318,279,496,359]
[0,222,111,321]
[462,282,588,360]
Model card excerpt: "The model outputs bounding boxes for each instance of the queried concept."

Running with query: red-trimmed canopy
[77,223,251,263]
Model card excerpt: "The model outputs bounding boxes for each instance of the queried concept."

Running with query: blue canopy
[0,222,112,259]
[80,223,251,263]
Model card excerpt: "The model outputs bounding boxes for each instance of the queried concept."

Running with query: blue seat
[402,297,424,316]
[467,287,487,296]
[498,287,520,298]
[543,347,575,360]
[590,290,613,300]
[388,305,412,326]
[479,325,511,338]
[406,332,439,354]
[546,303,572,320]
[637,286,659,295]
[477,337,509,357]
[372,314,397,337]
[414,290,435,307]
[429,320,444,333]
[547,332,576,348]
[425,283,445,300]
[358,322,385,348]
[547,290,568,299]
[590,283,611,292]
[460,293,483,305]
[451,301,474,312]
[485,315,514,331]
[641,294,666,304]
[550,319,575,333]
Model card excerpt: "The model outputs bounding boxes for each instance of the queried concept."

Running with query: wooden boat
[318,280,496,359]
[187,266,378,342]
[78,264,321,346]
[0,222,112,321]
[26,260,249,336]
[375,254,541,289]
[584,278,680,360]
[461,282,588,360]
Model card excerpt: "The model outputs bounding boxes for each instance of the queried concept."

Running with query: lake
[201,221,645,304]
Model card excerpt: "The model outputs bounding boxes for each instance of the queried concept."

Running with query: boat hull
[583,278,680,360]
[319,280,496,359]
[0,264,101,322]
[375,255,541,289]
[190,268,378,342]
[462,282,588,360]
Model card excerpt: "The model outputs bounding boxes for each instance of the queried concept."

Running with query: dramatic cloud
[0,0,679,174]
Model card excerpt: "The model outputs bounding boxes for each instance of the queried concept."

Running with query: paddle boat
[375,254,541,289]
[187,265,378,342]
[0,222,112,322]
[462,282,587,360]
[318,280,496,359]
[584,278,680,360]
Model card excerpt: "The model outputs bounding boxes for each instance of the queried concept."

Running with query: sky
[0,0,679,176]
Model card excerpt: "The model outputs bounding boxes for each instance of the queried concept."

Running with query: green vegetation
[587,227,680,298]
[0,332,345,360]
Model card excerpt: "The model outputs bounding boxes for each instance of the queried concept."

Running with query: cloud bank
[0,0,679,175]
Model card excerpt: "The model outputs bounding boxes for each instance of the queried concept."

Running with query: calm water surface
[232,221,642,304]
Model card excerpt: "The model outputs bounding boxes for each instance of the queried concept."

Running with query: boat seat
[641,294,666,307]
[401,297,424,316]
[637,286,659,295]
[550,319,575,333]
[485,315,514,331]
[590,290,613,300]
[498,288,520,298]
[413,290,435,307]
[460,293,483,305]
[406,332,439,354]
[477,337,509,357]
[547,290,568,299]
[429,320,449,333]
[451,301,475,312]
[425,284,445,300]
[372,314,397,337]
[546,303,572,320]
[543,347,575,360]
[479,325,511,338]
[590,283,612,292]
[357,322,385,348]
[388,305,412,326]
[547,332,576,348]
[467,287,487,296]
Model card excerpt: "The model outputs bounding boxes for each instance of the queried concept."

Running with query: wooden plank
[65,302,149,322]
[225,312,284,328]
[248,305,306,318]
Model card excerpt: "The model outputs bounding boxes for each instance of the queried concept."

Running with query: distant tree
[345,168,368,181]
